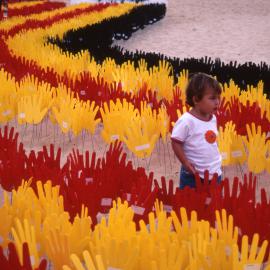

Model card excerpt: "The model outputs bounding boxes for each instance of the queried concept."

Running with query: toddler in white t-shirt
[171,72,222,189]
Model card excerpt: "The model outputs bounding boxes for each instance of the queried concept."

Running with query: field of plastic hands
[0,1,270,170]
[1,1,270,269]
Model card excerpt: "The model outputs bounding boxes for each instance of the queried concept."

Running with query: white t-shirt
[171,112,222,178]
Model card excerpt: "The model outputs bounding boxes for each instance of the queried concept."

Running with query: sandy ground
[1,0,270,200]
[115,0,270,65]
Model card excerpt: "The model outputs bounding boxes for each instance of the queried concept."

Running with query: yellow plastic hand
[99,58,117,84]
[11,218,40,268]
[171,207,198,242]
[36,180,65,217]
[232,234,268,270]
[140,101,159,139]
[52,99,76,133]
[215,209,238,256]
[23,209,45,256]
[0,95,17,123]
[219,121,247,165]
[5,179,41,228]
[218,124,232,166]
[149,241,187,270]
[17,93,51,124]
[244,123,267,173]
[123,113,158,158]
[45,227,71,270]
[69,206,92,255]
[112,61,138,95]
[150,60,174,100]
[221,80,241,104]
[139,207,187,270]
[100,99,138,143]
[0,204,12,247]
[176,69,189,102]
[90,199,139,270]
[94,199,135,241]
[188,219,233,270]
[230,134,247,165]
[63,251,106,270]
[0,69,17,99]
[16,74,40,97]
[81,100,100,135]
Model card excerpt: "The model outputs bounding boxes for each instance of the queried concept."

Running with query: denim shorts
[179,166,222,189]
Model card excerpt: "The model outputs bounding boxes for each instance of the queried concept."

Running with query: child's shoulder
[174,112,193,127]
[181,112,217,122]
[179,112,191,120]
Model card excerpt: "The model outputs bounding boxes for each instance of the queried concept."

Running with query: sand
[115,0,270,65]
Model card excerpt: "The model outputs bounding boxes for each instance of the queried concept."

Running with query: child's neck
[190,108,212,121]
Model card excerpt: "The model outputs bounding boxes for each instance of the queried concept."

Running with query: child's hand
[184,161,196,175]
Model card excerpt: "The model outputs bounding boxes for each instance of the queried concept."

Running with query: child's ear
[192,96,199,104]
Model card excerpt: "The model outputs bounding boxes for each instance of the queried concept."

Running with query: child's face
[194,87,220,116]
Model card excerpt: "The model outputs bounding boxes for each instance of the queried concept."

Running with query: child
[171,72,222,189]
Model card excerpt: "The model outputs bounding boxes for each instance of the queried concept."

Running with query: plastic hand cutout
[80,100,100,135]
[17,93,51,125]
[138,207,187,270]
[188,220,232,270]
[11,218,40,268]
[5,179,41,226]
[94,199,135,240]
[123,112,158,158]
[52,98,76,134]
[0,204,12,248]
[45,227,71,270]
[230,134,247,165]
[0,95,17,123]
[0,69,17,100]
[100,99,138,144]
[36,181,65,218]
[150,60,174,100]
[215,209,238,256]
[218,124,233,166]
[112,61,139,95]
[63,251,106,270]
[64,99,100,136]
[69,205,92,255]
[239,81,266,114]
[176,69,189,102]
[99,58,117,84]
[232,234,268,269]
[90,199,138,270]
[0,125,19,151]
[147,210,172,235]
[221,80,241,104]
[154,177,174,210]
[244,123,267,173]
[171,207,198,242]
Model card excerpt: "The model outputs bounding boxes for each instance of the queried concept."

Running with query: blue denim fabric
[179,166,222,189]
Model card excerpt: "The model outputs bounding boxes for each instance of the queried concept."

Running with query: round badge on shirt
[204,130,216,144]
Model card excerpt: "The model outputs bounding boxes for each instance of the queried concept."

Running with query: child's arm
[171,140,196,174]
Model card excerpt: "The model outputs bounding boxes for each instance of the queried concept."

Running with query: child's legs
[179,166,196,189]
[180,168,222,189]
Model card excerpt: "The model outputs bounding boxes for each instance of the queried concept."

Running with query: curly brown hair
[185,73,222,107]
